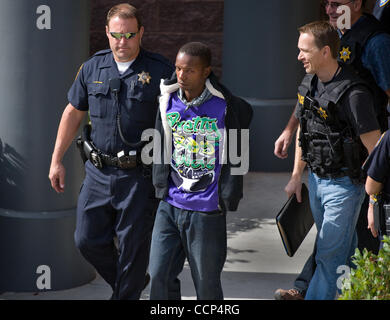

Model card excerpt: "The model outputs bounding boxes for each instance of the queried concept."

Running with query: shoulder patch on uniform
[74,63,84,81]
[73,49,112,81]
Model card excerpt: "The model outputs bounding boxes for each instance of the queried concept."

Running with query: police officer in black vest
[274,0,390,300]
[49,3,173,299]
[283,21,380,300]
[275,0,390,159]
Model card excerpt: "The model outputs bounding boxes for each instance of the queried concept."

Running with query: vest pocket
[309,138,343,171]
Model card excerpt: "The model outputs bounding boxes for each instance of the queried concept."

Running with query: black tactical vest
[339,14,388,131]
[297,67,368,181]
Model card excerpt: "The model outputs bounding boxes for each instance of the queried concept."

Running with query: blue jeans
[294,196,378,296]
[305,171,365,300]
[149,200,227,300]
[293,239,317,295]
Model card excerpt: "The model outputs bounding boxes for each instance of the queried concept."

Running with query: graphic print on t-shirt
[166,111,222,193]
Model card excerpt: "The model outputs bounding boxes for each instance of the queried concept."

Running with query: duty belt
[311,168,348,180]
[84,146,151,177]
[90,149,138,170]
[77,137,139,170]
[97,150,138,169]
[75,124,144,171]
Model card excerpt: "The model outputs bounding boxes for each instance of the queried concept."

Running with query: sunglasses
[323,0,353,9]
[110,32,138,40]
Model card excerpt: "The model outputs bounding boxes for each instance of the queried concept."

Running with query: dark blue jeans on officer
[75,160,157,300]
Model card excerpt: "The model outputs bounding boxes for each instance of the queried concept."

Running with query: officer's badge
[297,93,305,105]
[380,0,389,7]
[339,47,352,63]
[317,107,328,120]
[138,71,151,85]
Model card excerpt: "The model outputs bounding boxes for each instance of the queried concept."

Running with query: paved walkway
[0,172,316,300]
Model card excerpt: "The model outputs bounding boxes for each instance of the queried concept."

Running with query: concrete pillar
[0,0,95,292]
[222,0,320,171]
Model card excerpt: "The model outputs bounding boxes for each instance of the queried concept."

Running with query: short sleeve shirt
[363,130,390,196]
[68,48,174,155]
[295,68,380,137]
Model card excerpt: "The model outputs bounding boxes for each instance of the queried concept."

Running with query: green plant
[339,235,390,300]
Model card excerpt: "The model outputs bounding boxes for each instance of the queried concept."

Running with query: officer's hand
[49,162,66,193]
[367,205,378,238]
[285,176,302,202]
[274,131,293,159]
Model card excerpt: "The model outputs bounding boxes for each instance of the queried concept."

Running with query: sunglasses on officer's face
[110,32,138,40]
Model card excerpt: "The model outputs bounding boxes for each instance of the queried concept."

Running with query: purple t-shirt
[165,92,227,212]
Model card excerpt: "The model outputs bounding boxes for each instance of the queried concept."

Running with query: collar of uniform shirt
[178,86,213,111]
[115,59,135,75]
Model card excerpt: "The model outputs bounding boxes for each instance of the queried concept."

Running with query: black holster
[75,124,151,173]
[76,124,93,164]
[381,200,390,236]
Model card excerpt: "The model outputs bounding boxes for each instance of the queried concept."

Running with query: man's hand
[49,161,66,193]
[48,103,86,193]
[274,112,299,159]
[367,204,378,238]
[274,130,293,159]
[285,176,303,203]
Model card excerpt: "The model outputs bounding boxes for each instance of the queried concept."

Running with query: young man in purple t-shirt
[149,42,252,300]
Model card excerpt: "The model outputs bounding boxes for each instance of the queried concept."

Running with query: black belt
[76,125,143,170]
[311,167,348,179]
[100,151,138,169]
[88,148,138,170]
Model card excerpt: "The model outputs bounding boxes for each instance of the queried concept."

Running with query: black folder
[276,183,314,257]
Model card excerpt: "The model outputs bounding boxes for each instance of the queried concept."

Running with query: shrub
[339,236,390,300]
